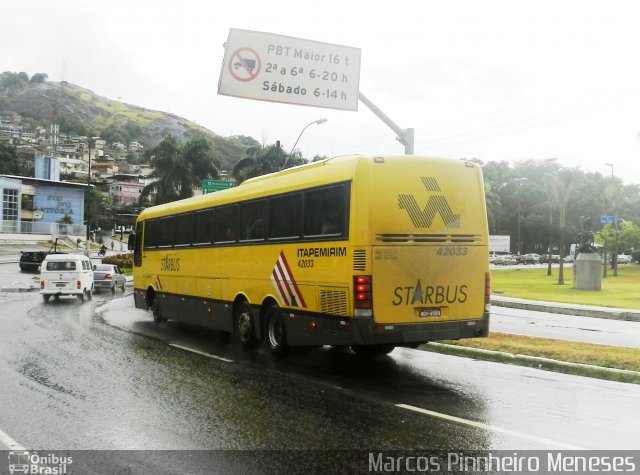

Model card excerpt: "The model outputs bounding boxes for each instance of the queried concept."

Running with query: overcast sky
[4,0,640,184]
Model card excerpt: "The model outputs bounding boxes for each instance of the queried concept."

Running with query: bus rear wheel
[265,305,288,357]
[235,301,258,349]
[352,345,395,357]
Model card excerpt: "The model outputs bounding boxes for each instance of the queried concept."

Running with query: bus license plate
[55,282,66,287]
[419,308,441,318]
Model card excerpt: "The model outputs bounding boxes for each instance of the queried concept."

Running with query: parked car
[523,253,540,264]
[40,254,94,303]
[19,238,65,272]
[563,255,574,263]
[93,264,127,292]
[494,254,517,265]
[617,254,632,264]
[513,255,525,265]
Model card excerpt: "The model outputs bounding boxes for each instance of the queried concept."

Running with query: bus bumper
[349,315,490,346]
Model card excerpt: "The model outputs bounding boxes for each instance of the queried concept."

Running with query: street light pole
[605,163,619,276]
[86,139,92,243]
[514,178,528,255]
[603,163,614,278]
[282,118,327,170]
[85,136,99,251]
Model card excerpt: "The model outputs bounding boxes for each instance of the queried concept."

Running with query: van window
[46,261,76,271]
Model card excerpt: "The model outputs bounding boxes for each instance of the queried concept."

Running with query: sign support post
[358,92,414,155]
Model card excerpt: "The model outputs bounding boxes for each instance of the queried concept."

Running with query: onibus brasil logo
[398,177,461,229]
[8,451,73,474]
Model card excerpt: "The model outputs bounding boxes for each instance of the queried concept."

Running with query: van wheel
[265,305,288,357]
[152,297,166,324]
[78,292,85,303]
[235,301,258,349]
[111,284,116,293]
[87,288,92,300]
[43,295,50,304]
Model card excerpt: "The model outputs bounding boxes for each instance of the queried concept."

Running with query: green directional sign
[202,179,235,194]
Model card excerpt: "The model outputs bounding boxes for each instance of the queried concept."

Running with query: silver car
[93,264,126,292]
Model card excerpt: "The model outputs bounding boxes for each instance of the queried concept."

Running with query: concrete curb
[491,295,640,322]
[426,342,640,378]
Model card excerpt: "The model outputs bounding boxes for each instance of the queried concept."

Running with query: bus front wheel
[235,301,258,349]
[151,296,167,324]
[265,306,288,357]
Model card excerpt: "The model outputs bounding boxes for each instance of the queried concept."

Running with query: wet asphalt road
[0,261,639,473]
[490,307,640,348]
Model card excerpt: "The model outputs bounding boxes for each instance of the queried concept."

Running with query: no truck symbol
[229,47,261,82]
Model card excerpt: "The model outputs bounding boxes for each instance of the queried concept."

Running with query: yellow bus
[130,155,490,356]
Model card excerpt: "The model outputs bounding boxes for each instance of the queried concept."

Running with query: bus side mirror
[128,233,136,251]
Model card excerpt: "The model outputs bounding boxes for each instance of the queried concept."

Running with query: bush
[632,250,640,263]
[102,253,133,269]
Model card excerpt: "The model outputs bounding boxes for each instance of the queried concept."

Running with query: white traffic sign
[218,29,361,111]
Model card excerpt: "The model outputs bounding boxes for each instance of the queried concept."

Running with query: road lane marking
[169,344,234,363]
[396,403,586,450]
[0,427,26,451]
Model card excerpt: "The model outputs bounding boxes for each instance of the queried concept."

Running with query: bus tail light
[485,272,491,310]
[77,281,82,289]
[354,275,373,317]
[40,281,44,289]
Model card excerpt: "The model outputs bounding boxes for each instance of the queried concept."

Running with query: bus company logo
[8,451,73,474]
[271,252,307,308]
[398,177,461,229]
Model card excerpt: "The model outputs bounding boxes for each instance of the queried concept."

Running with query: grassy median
[491,264,640,309]
[421,333,640,384]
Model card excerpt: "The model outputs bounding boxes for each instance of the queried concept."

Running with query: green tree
[0,142,20,174]
[30,73,48,83]
[140,134,220,206]
[0,71,29,87]
[232,143,305,183]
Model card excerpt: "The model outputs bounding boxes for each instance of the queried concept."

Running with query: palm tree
[548,167,580,285]
[232,143,306,183]
[140,134,220,206]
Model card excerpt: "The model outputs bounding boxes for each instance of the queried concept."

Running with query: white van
[40,253,94,303]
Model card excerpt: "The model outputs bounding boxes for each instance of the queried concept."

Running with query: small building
[109,174,144,209]
[0,174,87,237]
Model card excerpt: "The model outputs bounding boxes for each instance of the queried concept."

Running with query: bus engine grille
[353,250,367,271]
[376,234,481,243]
[320,288,348,316]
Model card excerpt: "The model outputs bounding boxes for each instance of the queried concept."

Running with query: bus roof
[137,155,475,221]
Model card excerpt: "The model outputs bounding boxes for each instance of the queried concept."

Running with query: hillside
[0,73,256,171]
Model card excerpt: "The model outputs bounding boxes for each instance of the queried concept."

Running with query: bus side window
[158,216,176,247]
[269,194,301,239]
[304,186,345,237]
[194,209,214,245]
[240,200,267,241]
[215,205,239,243]
[174,213,194,246]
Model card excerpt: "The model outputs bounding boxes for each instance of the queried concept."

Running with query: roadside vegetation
[491,264,640,309]
[422,333,640,384]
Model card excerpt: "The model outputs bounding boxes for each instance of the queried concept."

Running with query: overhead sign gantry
[218,29,361,111]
